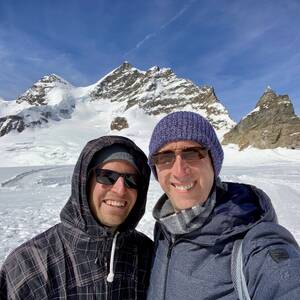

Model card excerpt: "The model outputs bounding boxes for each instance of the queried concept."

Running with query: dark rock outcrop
[110,117,129,131]
[0,115,25,136]
[222,87,300,149]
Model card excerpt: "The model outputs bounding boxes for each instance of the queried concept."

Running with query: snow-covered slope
[0,98,159,166]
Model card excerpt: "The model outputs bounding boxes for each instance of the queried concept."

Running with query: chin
[171,199,195,211]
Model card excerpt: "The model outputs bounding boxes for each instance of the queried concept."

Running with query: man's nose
[171,154,190,177]
[111,176,126,194]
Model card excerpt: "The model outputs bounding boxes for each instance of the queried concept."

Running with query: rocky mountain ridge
[0,63,299,150]
[16,74,71,106]
[0,62,234,137]
[90,63,226,120]
[0,74,75,137]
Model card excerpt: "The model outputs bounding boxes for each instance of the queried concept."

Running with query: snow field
[1,158,299,266]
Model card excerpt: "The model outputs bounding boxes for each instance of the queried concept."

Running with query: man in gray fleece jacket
[147,111,300,300]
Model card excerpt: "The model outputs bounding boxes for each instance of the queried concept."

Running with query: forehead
[159,140,203,152]
[100,160,137,173]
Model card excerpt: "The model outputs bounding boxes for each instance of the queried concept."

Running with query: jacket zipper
[163,239,176,300]
[159,224,213,300]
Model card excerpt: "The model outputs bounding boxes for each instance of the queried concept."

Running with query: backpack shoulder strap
[231,239,251,300]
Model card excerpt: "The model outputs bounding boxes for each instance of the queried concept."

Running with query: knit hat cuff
[89,144,138,172]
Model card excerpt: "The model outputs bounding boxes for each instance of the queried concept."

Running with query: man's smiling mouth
[171,182,194,191]
[104,200,126,208]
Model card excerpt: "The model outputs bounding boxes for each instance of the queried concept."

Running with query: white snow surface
[0,99,31,118]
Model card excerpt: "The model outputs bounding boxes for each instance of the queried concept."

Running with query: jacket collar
[155,181,277,246]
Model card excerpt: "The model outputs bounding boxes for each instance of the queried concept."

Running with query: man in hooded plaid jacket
[0,135,153,299]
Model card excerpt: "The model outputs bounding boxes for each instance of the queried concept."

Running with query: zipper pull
[167,235,177,258]
[167,241,173,258]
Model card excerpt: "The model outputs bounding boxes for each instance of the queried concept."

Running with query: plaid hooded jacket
[0,136,153,300]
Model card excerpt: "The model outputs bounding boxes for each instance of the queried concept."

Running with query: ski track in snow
[0,163,300,266]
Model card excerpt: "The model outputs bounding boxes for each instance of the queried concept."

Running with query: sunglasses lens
[95,169,139,190]
[95,169,118,185]
[153,147,208,167]
[181,148,207,161]
[153,152,175,166]
[124,174,139,189]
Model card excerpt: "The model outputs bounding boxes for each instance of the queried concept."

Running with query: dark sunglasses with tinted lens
[94,169,139,189]
[152,146,208,167]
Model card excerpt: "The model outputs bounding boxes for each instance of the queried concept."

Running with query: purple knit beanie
[148,111,223,179]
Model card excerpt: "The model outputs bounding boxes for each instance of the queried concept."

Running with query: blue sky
[1,0,300,121]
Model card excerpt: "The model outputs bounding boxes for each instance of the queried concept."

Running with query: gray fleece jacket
[147,181,300,300]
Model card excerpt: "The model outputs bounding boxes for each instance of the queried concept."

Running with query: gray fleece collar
[153,188,216,235]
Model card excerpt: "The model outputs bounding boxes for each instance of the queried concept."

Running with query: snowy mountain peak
[0,73,75,138]
[256,89,290,110]
[146,66,172,75]
[90,63,234,130]
[264,85,274,93]
[40,74,69,85]
[120,61,133,70]
[108,61,140,76]
[148,66,160,73]
[16,74,71,106]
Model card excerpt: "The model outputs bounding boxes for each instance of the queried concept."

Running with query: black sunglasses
[94,168,139,190]
[152,146,208,167]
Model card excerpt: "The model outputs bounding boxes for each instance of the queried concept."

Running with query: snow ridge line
[1,167,56,187]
